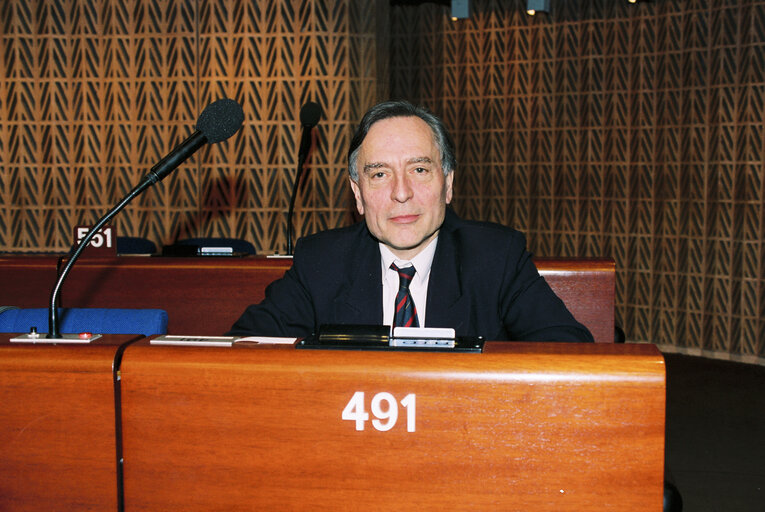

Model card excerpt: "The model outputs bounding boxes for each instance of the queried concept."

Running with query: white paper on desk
[151,335,237,347]
[234,336,297,344]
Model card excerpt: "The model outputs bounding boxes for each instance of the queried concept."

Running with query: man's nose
[391,173,414,202]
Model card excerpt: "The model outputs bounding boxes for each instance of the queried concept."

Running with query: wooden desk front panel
[61,257,291,335]
[0,256,292,335]
[120,342,664,511]
[0,255,61,308]
[0,256,613,341]
[0,335,141,511]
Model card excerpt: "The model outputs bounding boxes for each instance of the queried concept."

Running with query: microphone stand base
[9,333,103,344]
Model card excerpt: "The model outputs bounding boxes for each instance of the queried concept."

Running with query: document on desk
[150,335,297,346]
[151,335,238,346]
[234,336,297,345]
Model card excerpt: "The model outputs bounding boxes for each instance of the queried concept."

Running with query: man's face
[350,116,454,260]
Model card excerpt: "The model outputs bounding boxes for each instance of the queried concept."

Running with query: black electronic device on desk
[297,324,484,352]
[162,237,256,257]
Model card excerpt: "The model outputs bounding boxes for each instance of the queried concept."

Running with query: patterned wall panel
[192,0,378,253]
[389,0,765,362]
[2,0,763,362]
[0,0,381,255]
[0,0,201,252]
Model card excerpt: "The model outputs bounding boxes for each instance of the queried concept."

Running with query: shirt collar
[379,236,439,287]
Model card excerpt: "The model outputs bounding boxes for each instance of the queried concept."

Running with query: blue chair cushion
[0,308,168,336]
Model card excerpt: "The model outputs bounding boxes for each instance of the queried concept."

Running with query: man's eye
[373,171,386,179]
[413,167,430,174]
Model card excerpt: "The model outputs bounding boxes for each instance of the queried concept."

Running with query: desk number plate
[342,391,416,432]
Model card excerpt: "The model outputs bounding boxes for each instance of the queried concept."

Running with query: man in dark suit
[228,100,592,342]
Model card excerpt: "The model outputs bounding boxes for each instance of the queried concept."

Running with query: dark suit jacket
[228,210,593,342]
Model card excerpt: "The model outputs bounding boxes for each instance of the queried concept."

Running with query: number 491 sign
[342,392,416,432]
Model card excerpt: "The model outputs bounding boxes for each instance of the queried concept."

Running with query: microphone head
[299,102,322,128]
[196,98,245,144]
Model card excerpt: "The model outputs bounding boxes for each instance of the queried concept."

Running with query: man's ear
[349,177,364,215]
[445,171,454,204]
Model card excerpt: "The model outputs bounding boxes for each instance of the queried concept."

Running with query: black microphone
[142,98,245,185]
[47,98,244,339]
[287,101,322,255]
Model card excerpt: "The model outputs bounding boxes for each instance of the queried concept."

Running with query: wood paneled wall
[0,0,381,254]
[1,0,763,362]
[389,0,765,362]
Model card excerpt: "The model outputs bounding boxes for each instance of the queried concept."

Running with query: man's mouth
[390,214,419,224]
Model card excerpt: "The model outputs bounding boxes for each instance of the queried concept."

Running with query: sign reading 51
[342,392,416,432]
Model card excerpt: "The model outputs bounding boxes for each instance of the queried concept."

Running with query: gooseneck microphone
[286,101,322,255]
[142,98,244,185]
[47,98,244,339]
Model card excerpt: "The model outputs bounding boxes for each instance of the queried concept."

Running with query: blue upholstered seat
[0,307,168,336]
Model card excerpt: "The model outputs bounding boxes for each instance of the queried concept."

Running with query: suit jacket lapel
[332,226,383,325]
[425,211,470,331]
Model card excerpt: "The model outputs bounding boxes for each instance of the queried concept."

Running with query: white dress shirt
[379,237,438,327]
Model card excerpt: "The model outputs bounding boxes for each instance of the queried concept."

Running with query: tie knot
[391,263,416,288]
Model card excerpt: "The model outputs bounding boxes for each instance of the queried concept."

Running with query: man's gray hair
[347,100,457,181]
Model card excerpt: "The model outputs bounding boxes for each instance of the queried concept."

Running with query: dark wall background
[1,0,763,362]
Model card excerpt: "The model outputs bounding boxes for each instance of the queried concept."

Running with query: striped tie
[391,263,419,328]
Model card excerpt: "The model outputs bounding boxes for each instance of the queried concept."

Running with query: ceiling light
[451,0,470,20]
[526,0,550,15]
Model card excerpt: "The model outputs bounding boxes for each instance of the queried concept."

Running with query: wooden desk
[119,341,664,511]
[0,255,290,336]
[0,334,143,511]
[0,255,614,342]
